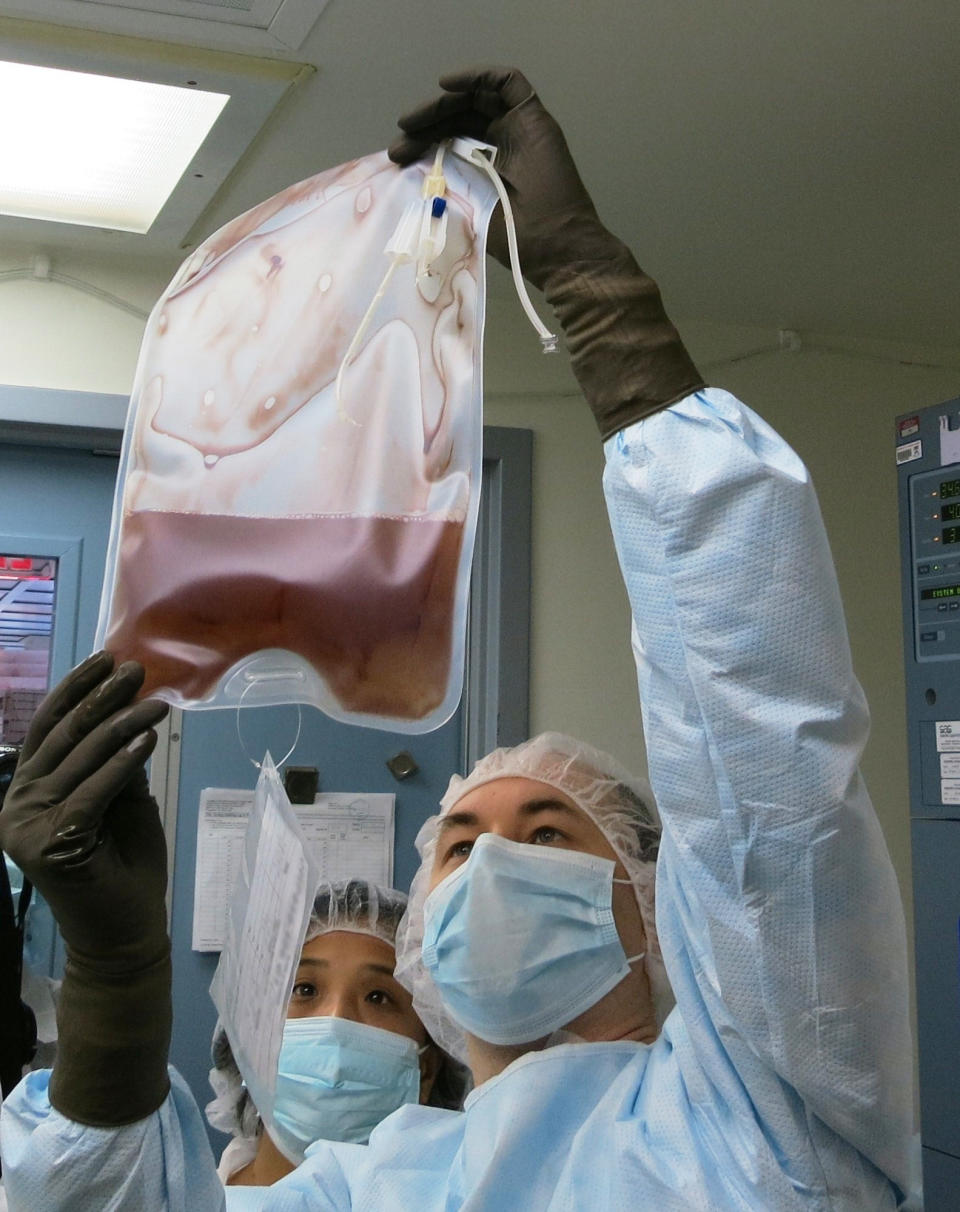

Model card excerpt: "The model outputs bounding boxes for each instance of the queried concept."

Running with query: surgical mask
[269,1016,423,1162]
[421,832,644,1045]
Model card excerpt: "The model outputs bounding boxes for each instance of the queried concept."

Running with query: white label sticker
[940,414,960,466]
[941,779,960,805]
[935,721,960,752]
[940,752,960,778]
[896,440,922,465]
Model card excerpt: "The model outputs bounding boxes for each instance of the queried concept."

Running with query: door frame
[463,426,533,767]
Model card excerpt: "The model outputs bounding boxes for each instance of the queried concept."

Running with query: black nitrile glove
[389,66,705,440]
[0,652,172,1125]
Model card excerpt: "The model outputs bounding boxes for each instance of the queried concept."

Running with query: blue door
[1,398,529,1152]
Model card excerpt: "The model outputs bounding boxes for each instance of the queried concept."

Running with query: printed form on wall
[193,783,395,951]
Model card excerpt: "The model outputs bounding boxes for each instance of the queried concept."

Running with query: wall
[2,253,959,996]
[0,250,169,395]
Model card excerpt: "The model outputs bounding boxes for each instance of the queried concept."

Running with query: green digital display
[941,478,960,501]
[944,527,960,545]
[943,502,960,522]
[921,585,960,600]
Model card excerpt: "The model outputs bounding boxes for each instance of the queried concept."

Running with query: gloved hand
[0,651,173,1125]
[389,66,705,439]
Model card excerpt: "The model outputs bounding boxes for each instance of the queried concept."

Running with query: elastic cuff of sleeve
[594,372,707,442]
[49,946,173,1127]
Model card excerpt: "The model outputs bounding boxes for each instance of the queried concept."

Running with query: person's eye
[365,989,394,1007]
[291,980,317,999]
[445,838,474,862]
[531,825,564,845]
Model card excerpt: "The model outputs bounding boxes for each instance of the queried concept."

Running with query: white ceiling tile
[0,0,330,48]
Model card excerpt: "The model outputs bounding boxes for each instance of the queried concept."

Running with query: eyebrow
[295,957,397,980]
[436,798,581,835]
[362,963,398,979]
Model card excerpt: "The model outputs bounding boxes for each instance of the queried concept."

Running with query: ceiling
[0,0,958,350]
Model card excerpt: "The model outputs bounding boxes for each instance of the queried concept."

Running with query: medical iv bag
[95,148,499,732]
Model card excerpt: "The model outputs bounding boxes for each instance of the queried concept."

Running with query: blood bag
[95,147,500,732]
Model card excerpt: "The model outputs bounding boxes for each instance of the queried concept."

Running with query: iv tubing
[460,150,558,353]
[335,144,449,423]
[333,257,399,424]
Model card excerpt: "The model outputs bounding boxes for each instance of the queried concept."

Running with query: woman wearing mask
[206,879,466,1187]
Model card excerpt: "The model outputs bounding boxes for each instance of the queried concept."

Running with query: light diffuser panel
[0,59,228,233]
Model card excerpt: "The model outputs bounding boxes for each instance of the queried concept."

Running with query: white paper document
[193,789,254,951]
[194,786,395,951]
[295,794,395,889]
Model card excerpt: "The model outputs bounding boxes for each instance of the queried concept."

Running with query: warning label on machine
[940,779,960,805]
[934,721,960,752]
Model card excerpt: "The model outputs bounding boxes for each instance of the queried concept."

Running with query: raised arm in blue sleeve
[602,388,914,1198]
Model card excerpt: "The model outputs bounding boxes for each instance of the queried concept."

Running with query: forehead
[299,929,396,969]
[446,776,576,818]
[442,776,611,848]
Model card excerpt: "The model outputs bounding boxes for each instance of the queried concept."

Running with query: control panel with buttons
[911,466,960,661]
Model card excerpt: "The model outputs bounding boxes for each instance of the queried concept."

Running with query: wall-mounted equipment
[896,395,960,1207]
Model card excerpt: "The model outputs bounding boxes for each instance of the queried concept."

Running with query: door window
[0,553,57,745]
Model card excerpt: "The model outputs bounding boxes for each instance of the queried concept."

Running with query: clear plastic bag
[95,147,499,732]
[209,753,318,1142]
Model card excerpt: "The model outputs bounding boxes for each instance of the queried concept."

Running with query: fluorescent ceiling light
[0,59,228,233]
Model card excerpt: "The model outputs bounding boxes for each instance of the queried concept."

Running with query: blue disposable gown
[0,389,916,1211]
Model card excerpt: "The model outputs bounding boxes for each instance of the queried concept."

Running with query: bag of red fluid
[95,147,499,731]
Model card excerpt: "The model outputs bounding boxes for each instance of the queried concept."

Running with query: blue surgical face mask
[421,832,644,1045]
[268,1016,423,1162]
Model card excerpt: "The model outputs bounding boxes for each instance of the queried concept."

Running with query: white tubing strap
[449,138,557,354]
[334,139,557,422]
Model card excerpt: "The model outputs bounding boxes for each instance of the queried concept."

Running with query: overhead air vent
[0,0,330,50]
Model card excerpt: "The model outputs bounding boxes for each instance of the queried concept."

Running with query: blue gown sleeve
[0,1067,226,1211]
[602,388,914,1195]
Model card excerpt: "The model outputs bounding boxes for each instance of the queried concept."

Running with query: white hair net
[303,878,409,947]
[393,731,672,1064]
[206,879,409,1140]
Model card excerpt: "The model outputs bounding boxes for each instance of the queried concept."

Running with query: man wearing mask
[0,67,914,1210]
